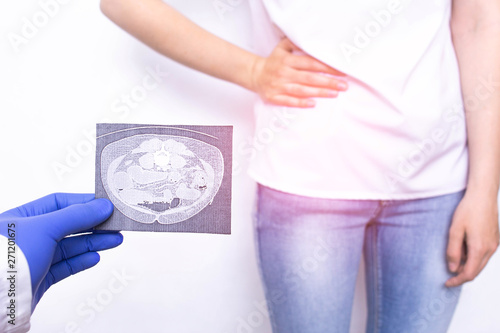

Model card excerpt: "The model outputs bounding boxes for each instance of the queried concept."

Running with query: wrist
[466,174,499,197]
[465,183,499,203]
[241,54,264,93]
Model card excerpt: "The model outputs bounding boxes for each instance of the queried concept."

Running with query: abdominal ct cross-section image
[95,124,232,234]
[102,135,224,225]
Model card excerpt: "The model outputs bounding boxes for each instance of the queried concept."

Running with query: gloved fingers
[46,252,101,288]
[52,233,123,264]
[37,198,114,240]
[1,193,95,218]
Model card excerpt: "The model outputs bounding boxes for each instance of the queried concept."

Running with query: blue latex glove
[0,193,123,311]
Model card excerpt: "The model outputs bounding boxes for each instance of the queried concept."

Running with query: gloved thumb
[36,198,114,240]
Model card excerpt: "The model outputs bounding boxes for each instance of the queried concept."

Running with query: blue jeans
[254,184,465,333]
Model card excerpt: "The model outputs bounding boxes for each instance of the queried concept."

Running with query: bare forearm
[100,0,259,90]
[452,17,500,198]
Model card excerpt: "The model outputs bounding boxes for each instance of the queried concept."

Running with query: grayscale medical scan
[95,123,232,234]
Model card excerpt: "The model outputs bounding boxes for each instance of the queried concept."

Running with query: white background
[1,1,499,332]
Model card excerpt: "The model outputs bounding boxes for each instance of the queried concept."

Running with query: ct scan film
[95,123,232,234]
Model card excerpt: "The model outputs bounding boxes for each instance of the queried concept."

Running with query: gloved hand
[0,193,123,311]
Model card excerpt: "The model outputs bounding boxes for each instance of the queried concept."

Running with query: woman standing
[101,0,500,332]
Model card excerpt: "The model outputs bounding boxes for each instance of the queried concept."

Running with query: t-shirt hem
[248,170,467,201]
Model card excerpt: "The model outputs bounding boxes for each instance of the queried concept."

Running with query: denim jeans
[253,184,465,333]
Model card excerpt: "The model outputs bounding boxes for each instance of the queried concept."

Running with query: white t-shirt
[247,0,468,199]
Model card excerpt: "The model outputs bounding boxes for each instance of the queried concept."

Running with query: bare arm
[446,0,500,287]
[100,0,348,108]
